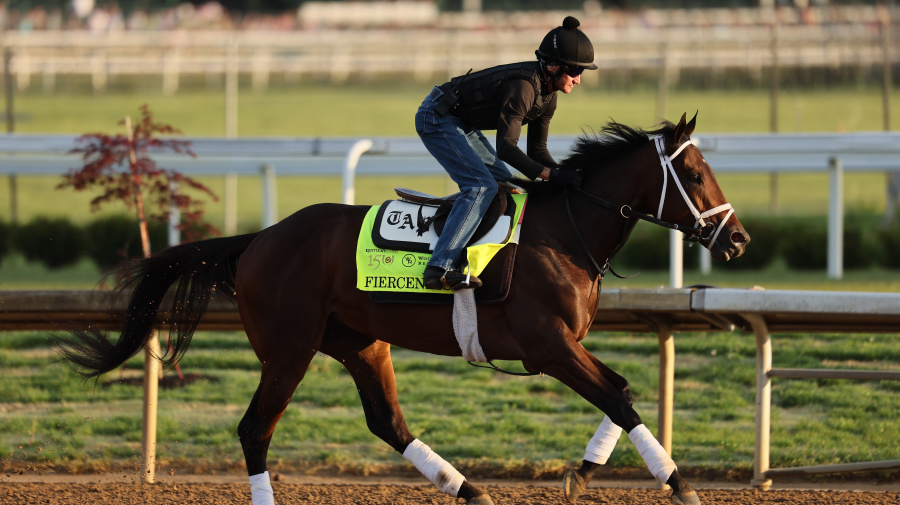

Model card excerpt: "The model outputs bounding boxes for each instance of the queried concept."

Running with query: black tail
[57,232,259,379]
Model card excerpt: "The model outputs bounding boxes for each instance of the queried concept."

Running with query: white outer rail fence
[0,12,896,92]
[1,287,899,488]
[2,131,900,280]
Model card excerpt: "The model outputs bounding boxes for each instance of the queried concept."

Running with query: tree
[59,104,220,384]
[59,104,220,250]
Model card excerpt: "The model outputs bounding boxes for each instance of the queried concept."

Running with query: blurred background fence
[1,5,896,96]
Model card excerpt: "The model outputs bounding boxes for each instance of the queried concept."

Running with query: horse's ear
[673,112,688,143]
[684,111,698,138]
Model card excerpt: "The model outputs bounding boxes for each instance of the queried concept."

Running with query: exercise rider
[415,16,597,291]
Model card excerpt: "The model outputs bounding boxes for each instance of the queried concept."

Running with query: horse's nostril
[731,232,746,244]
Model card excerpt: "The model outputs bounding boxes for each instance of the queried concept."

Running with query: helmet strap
[537,56,565,91]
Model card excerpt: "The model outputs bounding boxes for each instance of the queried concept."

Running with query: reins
[571,186,710,239]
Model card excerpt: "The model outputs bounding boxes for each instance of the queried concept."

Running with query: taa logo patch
[386,211,416,230]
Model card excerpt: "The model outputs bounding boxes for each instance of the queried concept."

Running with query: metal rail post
[168,181,180,246]
[880,8,892,132]
[4,47,13,133]
[657,322,675,491]
[141,331,161,483]
[669,229,683,288]
[261,163,277,229]
[656,42,668,121]
[743,313,773,491]
[828,157,843,279]
[224,172,238,236]
[699,246,711,275]
[225,38,238,139]
[342,139,374,205]
[642,313,676,491]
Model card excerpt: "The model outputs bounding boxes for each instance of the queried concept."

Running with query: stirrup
[424,266,482,291]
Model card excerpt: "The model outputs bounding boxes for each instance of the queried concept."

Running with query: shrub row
[0,215,168,270]
[614,214,900,271]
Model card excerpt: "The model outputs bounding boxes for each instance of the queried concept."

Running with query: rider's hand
[549,167,582,187]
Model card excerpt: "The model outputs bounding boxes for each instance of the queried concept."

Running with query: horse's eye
[688,173,702,185]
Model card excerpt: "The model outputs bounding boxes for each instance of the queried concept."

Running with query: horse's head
[651,112,749,261]
[550,114,748,264]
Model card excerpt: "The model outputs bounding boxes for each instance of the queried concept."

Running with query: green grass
[1,330,897,478]
[10,84,900,136]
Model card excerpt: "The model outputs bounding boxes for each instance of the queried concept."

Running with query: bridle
[564,134,735,277]
[651,135,734,249]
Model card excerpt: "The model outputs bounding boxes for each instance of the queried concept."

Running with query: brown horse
[59,114,748,505]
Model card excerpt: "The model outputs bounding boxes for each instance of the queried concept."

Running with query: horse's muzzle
[710,226,750,261]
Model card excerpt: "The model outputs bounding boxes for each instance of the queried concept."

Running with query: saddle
[371,184,517,253]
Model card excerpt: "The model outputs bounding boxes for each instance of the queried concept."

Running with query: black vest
[439,62,552,130]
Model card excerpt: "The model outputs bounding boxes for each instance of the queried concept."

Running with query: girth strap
[416,201,453,237]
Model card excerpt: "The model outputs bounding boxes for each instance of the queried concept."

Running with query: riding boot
[423,265,483,291]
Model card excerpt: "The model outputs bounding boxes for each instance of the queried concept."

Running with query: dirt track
[3,480,899,505]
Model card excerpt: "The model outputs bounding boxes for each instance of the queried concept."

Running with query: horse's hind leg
[535,342,700,505]
[320,327,494,505]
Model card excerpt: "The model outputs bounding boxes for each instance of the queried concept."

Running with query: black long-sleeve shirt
[441,62,559,180]
[494,78,558,180]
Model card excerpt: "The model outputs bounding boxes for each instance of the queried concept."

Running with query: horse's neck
[523,190,631,276]
[530,150,661,274]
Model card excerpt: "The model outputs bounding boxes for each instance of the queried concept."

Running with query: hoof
[466,495,494,505]
[563,469,587,504]
[671,489,701,505]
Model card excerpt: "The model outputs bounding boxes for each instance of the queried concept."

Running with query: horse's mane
[514,120,675,194]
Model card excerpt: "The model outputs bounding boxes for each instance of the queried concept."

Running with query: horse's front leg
[563,415,621,502]
[320,329,493,505]
[534,341,700,505]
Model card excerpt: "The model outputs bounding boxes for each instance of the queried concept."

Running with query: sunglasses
[564,66,584,78]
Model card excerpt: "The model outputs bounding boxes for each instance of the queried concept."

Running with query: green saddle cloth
[355,193,527,293]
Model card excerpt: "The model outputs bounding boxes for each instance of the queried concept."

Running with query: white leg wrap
[628,424,677,484]
[403,439,466,496]
[249,471,276,505]
[583,416,623,464]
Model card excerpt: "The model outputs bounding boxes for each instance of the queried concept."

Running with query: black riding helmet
[535,16,598,71]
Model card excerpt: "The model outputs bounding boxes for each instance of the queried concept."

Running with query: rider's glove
[548,167,583,187]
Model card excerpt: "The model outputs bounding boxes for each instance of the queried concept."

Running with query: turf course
[1,330,897,479]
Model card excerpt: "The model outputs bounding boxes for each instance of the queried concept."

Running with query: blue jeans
[415,87,512,272]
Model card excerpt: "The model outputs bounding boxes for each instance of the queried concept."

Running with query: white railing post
[669,229,683,288]
[225,37,239,139]
[168,181,180,246]
[261,163,277,228]
[828,156,843,280]
[699,245,712,275]
[342,139,374,205]
[224,172,238,236]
